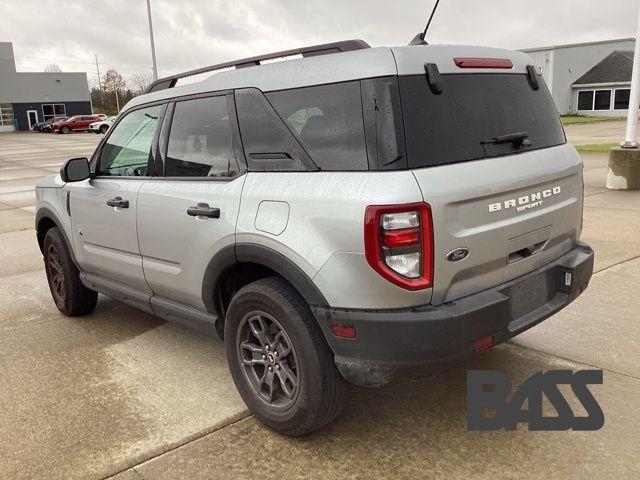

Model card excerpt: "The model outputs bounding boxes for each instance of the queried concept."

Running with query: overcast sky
[0,0,638,87]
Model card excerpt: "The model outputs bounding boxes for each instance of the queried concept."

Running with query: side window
[235,88,313,172]
[266,82,368,171]
[97,105,161,177]
[165,96,238,177]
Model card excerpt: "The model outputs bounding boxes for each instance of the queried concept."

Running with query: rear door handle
[107,196,129,208]
[187,203,220,219]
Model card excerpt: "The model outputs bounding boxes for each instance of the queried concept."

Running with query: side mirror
[60,157,91,182]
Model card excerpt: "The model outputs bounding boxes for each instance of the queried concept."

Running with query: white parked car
[89,116,116,134]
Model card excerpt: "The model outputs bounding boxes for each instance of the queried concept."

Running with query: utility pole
[607,5,640,190]
[94,54,103,114]
[95,54,102,91]
[146,0,159,81]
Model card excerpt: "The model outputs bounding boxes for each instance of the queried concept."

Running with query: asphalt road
[0,128,639,480]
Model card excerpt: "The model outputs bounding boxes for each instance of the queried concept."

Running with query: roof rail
[146,39,371,93]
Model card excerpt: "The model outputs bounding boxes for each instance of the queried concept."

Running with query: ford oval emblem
[446,248,470,262]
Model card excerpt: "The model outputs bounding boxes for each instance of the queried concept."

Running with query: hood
[36,174,65,189]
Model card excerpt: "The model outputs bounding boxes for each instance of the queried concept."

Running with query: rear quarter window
[266,82,369,171]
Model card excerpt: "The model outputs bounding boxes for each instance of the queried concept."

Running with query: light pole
[607,5,640,190]
[622,7,640,148]
[146,0,158,81]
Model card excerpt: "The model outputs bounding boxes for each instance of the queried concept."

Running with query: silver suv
[35,40,594,436]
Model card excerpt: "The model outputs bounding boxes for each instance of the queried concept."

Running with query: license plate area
[509,271,553,319]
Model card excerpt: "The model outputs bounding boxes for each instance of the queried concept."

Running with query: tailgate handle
[508,240,548,264]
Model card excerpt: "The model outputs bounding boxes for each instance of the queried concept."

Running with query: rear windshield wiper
[481,131,531,147]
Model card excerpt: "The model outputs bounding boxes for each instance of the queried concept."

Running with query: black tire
[43,227,98,316]
[99,124,109,134]
[61,126,70,134]
[225,277,349,436]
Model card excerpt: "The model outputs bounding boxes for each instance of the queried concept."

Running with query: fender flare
[201,243,329,314]
[35,207,79,268]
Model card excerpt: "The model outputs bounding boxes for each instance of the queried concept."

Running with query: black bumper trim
[312,242,594,387]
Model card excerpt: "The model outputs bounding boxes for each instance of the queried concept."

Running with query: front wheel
[99,124,109,134]
[60,126,70,134]
[43,227,98,316]
[225,277,349,436]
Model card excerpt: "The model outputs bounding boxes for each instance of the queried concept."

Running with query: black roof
[572,50,634,85]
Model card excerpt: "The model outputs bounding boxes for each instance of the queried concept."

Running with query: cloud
[0,0,637,87]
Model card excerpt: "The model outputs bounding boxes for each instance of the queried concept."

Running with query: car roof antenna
[409,0,441,45]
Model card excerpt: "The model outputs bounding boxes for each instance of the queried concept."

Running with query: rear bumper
[312,242,594,387]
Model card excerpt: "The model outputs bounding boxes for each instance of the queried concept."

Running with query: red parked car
[52,115,103,134]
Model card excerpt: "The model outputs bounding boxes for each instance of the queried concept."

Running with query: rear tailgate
[413,144,582,305]
[394,46,583,305]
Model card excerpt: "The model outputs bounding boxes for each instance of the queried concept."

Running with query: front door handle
[107,197,129,208]
[187,203,220,219]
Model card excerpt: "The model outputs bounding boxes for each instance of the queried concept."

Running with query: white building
[522,38,635,116]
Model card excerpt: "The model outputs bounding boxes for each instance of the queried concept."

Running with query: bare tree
[102,69,126,93]
[130,72,153,93]
[44,64,62,73]
[102,69,127,113]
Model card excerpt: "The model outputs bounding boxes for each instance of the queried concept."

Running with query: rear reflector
[331,324,357,339]
[382,228,421,248]
[474,336,495,352]
[454,58,513,69]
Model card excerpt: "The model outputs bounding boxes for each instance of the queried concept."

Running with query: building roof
[572,50,634,86]
[521,37,634,53]
[0,41,90,103]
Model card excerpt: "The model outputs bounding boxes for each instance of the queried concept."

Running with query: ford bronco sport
[36,40,594,436]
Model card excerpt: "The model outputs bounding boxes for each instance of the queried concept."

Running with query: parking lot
[1,128,639,479]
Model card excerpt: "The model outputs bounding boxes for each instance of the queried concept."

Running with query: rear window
[266,82,368,171]
[399,74,566,168]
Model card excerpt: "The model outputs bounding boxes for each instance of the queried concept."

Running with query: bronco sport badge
[488,186,561,213]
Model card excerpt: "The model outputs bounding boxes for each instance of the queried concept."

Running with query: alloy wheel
[47,244,66,307]
[237,311,300,409]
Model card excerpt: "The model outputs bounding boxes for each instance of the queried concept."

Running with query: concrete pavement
[0,131,639,479]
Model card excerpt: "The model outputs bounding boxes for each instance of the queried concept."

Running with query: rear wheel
[43,227,98,316]
[225,277,349,436]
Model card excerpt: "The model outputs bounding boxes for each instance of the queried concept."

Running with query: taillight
[454,57,513,69]
[364,203,433,291]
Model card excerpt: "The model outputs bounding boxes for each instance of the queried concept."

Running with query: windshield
[399,73,566,168]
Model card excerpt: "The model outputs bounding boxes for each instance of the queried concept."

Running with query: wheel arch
[35,208,79,267]
[202,243,329,320]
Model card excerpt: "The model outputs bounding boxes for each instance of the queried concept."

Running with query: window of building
[0,104,14,126]
[97,105,161,177]
[577,91,595,111]
[42,104,66,121]
[266,81,369,171]
[165,95,238,177]
[577,88,633,111]
[614,89,631,110]
[594,90,612,110]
